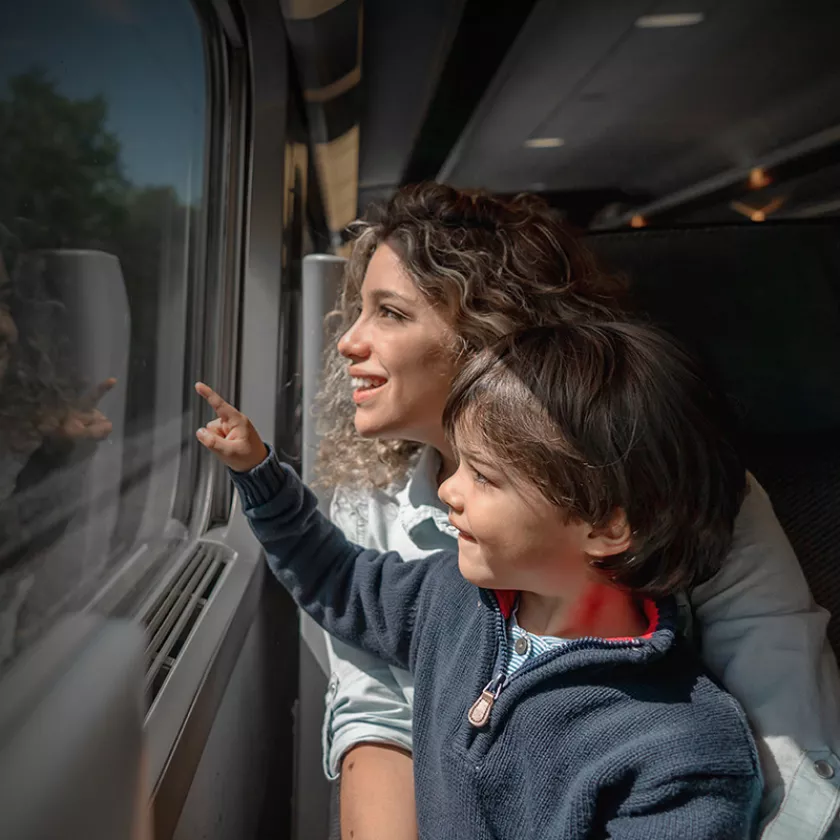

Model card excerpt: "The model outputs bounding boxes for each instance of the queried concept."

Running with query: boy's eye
[472,467,489,485]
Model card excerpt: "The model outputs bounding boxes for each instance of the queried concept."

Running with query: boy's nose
[438,472,462,512]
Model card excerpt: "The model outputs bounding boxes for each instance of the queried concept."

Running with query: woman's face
[337,243,458,450]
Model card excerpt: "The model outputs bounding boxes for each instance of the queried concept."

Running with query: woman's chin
[353,412,391,439]
[352,409,432,447]
[353,405,411,440]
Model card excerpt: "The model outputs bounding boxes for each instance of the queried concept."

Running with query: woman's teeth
[351,376,386,391]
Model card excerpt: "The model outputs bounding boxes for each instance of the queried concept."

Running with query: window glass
[0,0,207,673]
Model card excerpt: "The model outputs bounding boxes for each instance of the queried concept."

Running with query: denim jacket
[323,446,840,839]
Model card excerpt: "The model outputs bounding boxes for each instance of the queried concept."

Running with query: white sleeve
[692,472,840,836]
[319,488,414,780]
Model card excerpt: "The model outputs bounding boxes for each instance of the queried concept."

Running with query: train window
[0,0,210,673]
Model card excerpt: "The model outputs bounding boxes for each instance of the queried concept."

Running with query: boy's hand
[195,382,268,473]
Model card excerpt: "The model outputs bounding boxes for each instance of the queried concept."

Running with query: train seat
[587,223,840,656]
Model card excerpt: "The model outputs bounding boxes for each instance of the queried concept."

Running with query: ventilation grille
[143,542,232,706]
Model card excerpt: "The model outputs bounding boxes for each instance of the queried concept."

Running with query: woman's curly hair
[314,182,628,490]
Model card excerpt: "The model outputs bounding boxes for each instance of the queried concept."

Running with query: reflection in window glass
[0,0,207,672]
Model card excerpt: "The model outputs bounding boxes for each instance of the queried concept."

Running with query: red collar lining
[492,589,659,641]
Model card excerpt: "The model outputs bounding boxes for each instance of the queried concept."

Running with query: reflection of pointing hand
[194,382,268,473]
[38,378,118,442]
[44,408,113,442]
[56,377,118,441]
[79,377,118,411]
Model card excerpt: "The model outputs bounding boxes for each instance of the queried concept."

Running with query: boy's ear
[585,509,632,558]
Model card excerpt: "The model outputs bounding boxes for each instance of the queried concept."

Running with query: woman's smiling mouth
[350,374,388,404]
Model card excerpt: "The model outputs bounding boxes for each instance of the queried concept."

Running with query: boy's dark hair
[442,322,746,597]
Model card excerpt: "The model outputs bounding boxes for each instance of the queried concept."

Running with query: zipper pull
[468,674,505,728]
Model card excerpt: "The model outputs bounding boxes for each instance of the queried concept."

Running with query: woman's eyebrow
[367,288,414,305]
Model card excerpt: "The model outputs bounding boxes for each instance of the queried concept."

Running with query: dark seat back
[587,223,840,655]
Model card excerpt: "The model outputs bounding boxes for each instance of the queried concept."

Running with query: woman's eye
[379,305,405,322]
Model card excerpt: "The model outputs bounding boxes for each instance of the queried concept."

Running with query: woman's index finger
[195,382,238,421]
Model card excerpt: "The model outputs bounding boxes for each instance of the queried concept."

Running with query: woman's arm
[338,743,417,840]
[326,490,419,840]
[321,490,415,779]
[692,473,840,835]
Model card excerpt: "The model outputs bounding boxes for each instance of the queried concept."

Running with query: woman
[315,183,840,840]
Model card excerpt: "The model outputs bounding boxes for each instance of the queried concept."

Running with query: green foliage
[0,69,131,265]
[0,67,196,429]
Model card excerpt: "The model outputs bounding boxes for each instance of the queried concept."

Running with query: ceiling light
[748,167,772,189]
[731,196,784,222]
[630,215,647,228]
[635,13,705,28]
[524,137,565,149]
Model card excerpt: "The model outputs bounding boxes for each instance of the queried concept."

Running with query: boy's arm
[604,773,761,840]
[231,447,450,672]
[597,701,762,840]
[192,383,451,671]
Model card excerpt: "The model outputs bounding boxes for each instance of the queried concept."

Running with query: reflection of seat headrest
[12,250,130,391]
[586,224,840,438]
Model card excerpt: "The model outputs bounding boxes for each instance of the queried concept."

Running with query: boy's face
[438,428,613,596]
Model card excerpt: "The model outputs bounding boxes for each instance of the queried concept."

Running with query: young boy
[195,321,761,840]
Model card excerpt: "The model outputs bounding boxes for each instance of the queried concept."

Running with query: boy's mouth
[449,517,477,542]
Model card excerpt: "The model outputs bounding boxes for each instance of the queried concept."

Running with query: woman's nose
[337,318,370,360]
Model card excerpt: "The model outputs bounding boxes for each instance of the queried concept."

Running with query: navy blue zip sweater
[233,451,761,840]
